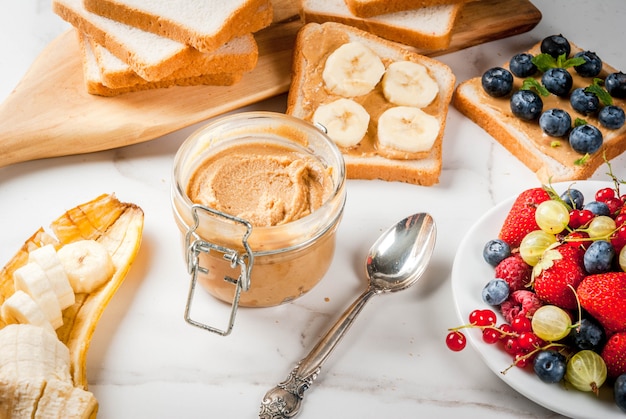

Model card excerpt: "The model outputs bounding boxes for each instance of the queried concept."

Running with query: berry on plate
[499,188,551,248]
[601,332,626,379]
[532,244,586,309]
[494,254,532,291]
[577,272,626,334]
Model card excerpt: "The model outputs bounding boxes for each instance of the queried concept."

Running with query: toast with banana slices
[286,22,455,185]
[0,194,144,418]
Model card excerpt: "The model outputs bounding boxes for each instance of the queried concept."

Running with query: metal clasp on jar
[183,203,254,336]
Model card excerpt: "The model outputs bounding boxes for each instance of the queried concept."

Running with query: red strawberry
[532,244,586,310]
[499,188,551,248]
[601,332,626,378]
[577,272,626,334]
[495,254,532,291]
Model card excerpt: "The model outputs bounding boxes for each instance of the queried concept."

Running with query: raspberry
[500,290,543,324]
[494,254,532,292]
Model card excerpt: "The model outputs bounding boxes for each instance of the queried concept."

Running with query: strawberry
[532,244,585,310]
[499,188,551,248]
[494,254,532,291]
[577,272,626,334]
[601,332,626,378]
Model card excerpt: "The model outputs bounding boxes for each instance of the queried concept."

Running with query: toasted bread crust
[301,1,463,51]
[287,22,455,186]
[453,41,626,182]
[345,0,474,18]
[82,0,273,53]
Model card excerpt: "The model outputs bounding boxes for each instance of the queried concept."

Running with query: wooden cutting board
[0,0,541,167]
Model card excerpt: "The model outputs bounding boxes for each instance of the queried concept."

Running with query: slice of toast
[287,22,455,186]
[300,0,463,51]
[77,31,244,97]
[344,0,476,18]
[82,0,273,53]
[87,32,258,89]
[453,41,626,182]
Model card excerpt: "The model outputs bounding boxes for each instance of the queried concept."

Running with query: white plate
[451,180,623,418]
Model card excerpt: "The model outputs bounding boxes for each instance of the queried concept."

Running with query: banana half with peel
[0,193,144,418]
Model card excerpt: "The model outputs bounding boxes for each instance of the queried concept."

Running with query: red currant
[468,309,496,327]
[605,197,623,215]
[596,187,616,202]
[498,323,514,339]
[514,353,530,368]
[517,332,544,351]
[446,331,467,351]
[568,209,594,228]
[482,328,501,344]
[503,337,520,355]
[510,316,532,333]
[565,231,592,250]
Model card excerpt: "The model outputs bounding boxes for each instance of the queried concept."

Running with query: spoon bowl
[260,213,436,418]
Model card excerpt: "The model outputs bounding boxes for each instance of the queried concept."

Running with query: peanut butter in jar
[172,112,346,310]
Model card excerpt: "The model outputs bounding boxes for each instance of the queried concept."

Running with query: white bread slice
[453,41,626,182]
[77,31,244,97]
[345,0,476,18]
[287,22,455,186]
[300,0,463,51]
[82,0,273,54]
[89,33,258,89]
[53,0,212,81]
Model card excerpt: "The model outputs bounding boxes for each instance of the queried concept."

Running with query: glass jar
[171,112,346,334]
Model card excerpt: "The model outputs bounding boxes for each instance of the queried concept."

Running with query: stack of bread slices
[52,0,273,96]
[300,0,478,51]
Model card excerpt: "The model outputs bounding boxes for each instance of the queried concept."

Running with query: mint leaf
[574,117,588,127]
[521,77,550,96]
[532,53,557,72]
[559,55,586,69]
[574,153,591,166]
[586,80,613,106]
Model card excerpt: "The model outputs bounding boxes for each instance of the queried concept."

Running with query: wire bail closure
[183,204,254,336]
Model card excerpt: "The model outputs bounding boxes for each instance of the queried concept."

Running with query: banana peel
[0,193,144,389]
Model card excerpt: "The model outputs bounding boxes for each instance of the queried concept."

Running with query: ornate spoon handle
[259,288,377,418]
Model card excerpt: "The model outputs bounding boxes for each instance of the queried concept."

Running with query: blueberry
[542,68,573,97]
[533,350,567,384]
[540,34,571,58]
[569,124,603,154]
[570,88,600,115]
[482,67,514,97]
[482,239,511,266]
[584,200,610,216]
[573,51,603,77]
[510,90,543,120]
[569,318,605,351]
[559,188,584,209]
[539,108,571,137]
[606,72,626,99]
[509,53,537,78]
[481,279,510,306]
[616,374,626,413]
[598,105,626,129]
[584,240,615,273]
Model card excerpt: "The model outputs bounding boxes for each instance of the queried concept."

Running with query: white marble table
[1,1,625,418]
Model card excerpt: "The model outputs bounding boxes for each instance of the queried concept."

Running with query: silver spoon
[259,212,436,418]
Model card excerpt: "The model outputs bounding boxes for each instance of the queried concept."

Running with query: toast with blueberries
[453,34,626,182]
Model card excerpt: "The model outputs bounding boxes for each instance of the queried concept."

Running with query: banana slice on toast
[0,193,144,417]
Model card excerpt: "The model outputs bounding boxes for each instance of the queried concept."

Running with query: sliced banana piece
[28,244,75,310]
[0,324,71,381]
[382,61,439,108]
[57,239,114,294]
[35,379,98,419]
[313,98,370,147]
[322,42,385,97]
[1,290,55,333]
[377,106,440,153]
[13,263,63,329]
